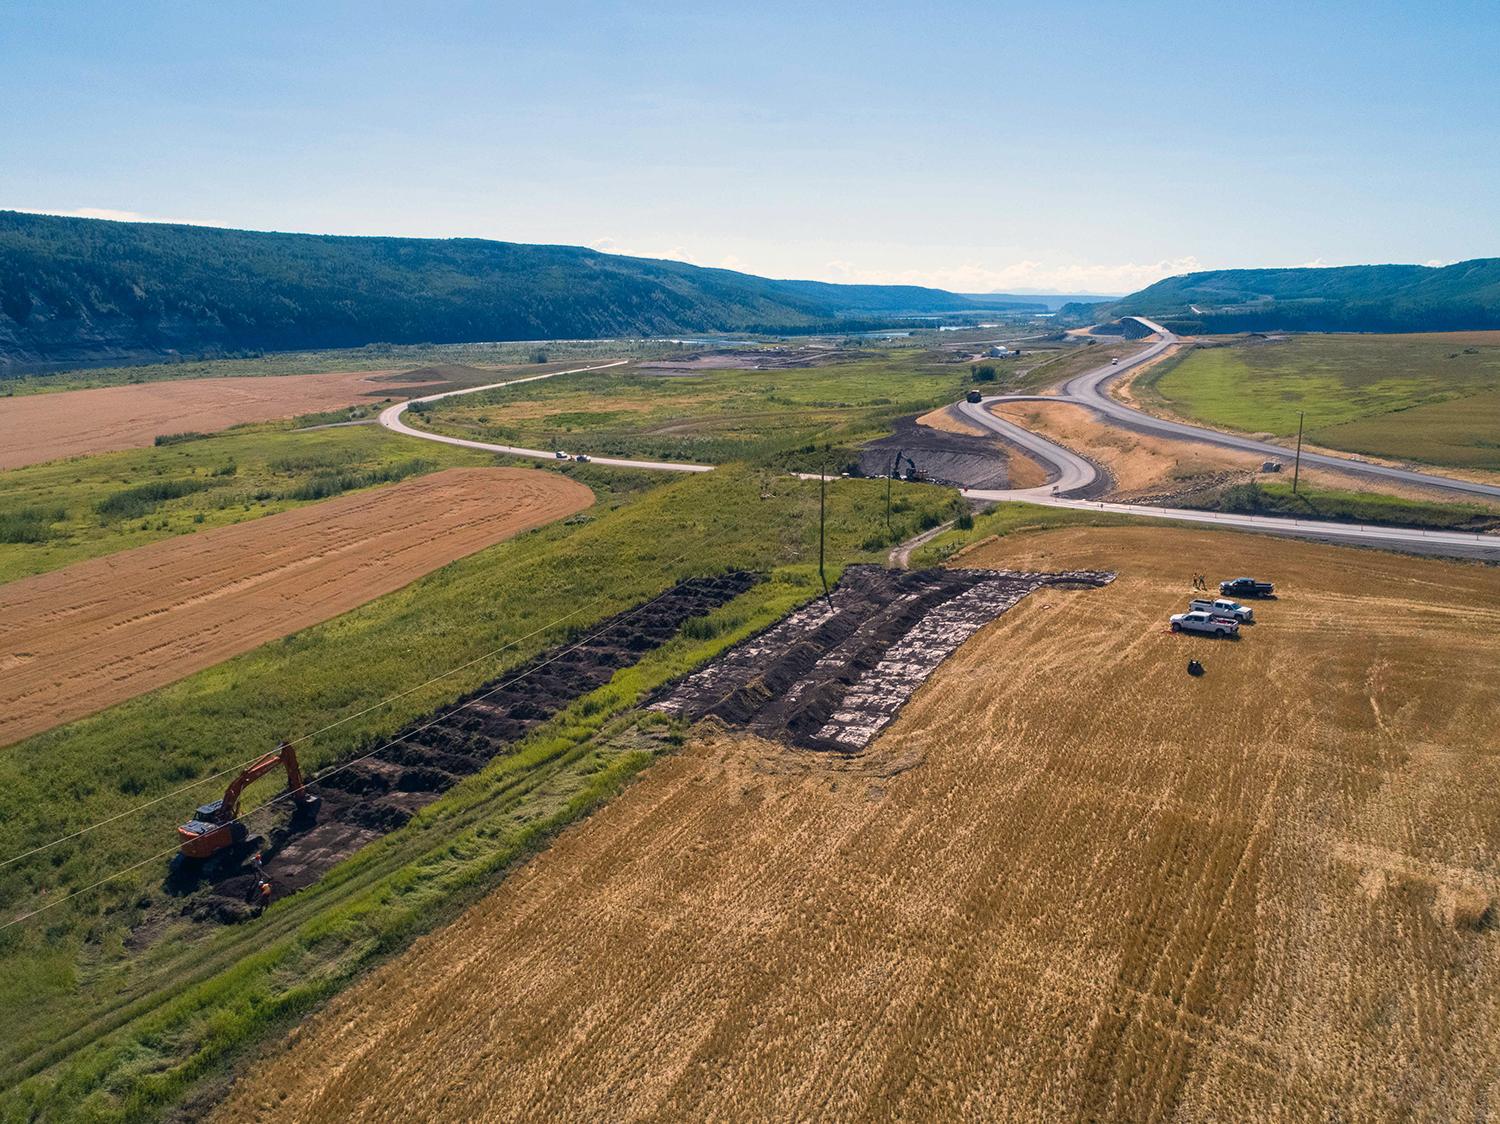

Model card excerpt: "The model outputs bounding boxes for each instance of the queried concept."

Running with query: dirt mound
[653,564,1113,752]
[181,572,761,919]
[856,414,1012,490]
[0,468,593,747]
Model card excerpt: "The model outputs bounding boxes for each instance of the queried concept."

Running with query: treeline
[1063,260,1500,334]
[0,211,1019,366]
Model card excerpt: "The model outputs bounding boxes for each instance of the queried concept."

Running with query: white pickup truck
[1170,610,1239,637]
[1188,597,1254,624]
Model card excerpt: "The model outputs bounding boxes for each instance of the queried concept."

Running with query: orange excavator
[177,741,320,860]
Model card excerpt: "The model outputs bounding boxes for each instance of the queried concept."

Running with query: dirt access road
[0,468,591,746]
[0,368,462,470]
[379,360,712,474]
[215,526,1500,1122]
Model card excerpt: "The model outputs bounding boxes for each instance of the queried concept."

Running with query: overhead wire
[0,563,709,931]
[0,546,696,874]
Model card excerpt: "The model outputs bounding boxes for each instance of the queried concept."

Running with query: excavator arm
[177,741,318,860]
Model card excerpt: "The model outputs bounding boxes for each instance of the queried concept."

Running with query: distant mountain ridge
[0,212,1034,367]
[1066,260,1500,333]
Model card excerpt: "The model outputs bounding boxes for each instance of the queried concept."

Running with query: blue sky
[4,0,1497,293]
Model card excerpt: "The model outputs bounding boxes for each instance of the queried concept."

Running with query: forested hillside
[1064,259,1500,333]
[0,212,1021,367]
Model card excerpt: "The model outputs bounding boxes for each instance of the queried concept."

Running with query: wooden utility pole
[884,448,904,531]
[818,464,830,602]
[1292,411,1305,494]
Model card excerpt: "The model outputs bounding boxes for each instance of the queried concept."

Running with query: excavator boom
[177,741,317,860]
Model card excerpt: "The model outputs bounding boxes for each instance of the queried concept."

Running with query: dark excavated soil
[856,414,1012,491]
[174,571,760,923]
[652,564,1114,752]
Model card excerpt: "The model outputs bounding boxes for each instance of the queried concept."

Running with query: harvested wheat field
[216,526,1500,1122]
[0,368,444,469]
[0,468,591,746]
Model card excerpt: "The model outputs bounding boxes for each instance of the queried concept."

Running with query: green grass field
[0,424,501,583]
[408,350,972,469]
[1148,333,1500,470]
[0,465,963,1119]
[1182,480,1500,531]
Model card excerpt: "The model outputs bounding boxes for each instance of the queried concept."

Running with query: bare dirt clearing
[0,368,455,469]
[214,527,1500,1121]
[993,399,1500,509]
[995,399,1264,500]
[859,414,1015,490]
[0,468,592,746]
[911,406,1048,489]
[636,347,848,372]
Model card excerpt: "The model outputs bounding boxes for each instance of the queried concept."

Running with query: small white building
[986,345,1014,358]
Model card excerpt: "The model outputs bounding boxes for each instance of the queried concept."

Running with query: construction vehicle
[177,741,320,860]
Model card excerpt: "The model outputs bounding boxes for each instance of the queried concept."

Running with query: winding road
[378,361,712,473]
[1061,321,1500,501]
[378,347,1500,560]
[953,319,1500,559]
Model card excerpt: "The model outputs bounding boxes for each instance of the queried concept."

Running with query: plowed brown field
[0,468,591,746]
[0,369,441,469]
[215,526,1500,1122]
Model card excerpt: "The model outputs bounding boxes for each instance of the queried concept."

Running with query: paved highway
[950,320,1500,558]
[962,489,1500,561]
[378,361,714,473]
[1057,322,1500,502]
[378,350,1498,560]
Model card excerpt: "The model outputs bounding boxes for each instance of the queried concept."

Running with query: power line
[0,568,703,932]
[0,549,694,870]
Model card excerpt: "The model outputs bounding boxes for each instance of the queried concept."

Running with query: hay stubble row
[0,367,437,469]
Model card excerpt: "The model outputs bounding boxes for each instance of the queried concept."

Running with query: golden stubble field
[0,368,428,469]
[215,526,1500,1121]
[0,467,592,745]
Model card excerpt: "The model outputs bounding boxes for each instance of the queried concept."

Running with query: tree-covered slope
[0,212,1015,365]
[1064,259,1500,333]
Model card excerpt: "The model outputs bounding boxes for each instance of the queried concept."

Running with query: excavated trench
[652,564,1114,752]
[175,571,760,924]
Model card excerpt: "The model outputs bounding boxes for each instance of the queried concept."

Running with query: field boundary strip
[0,546,701,877]
[0,558,708,930]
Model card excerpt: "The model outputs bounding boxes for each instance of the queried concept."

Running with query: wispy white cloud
[818,256,1207,295]
[588,237,703,265]
[586,240,1205,293]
